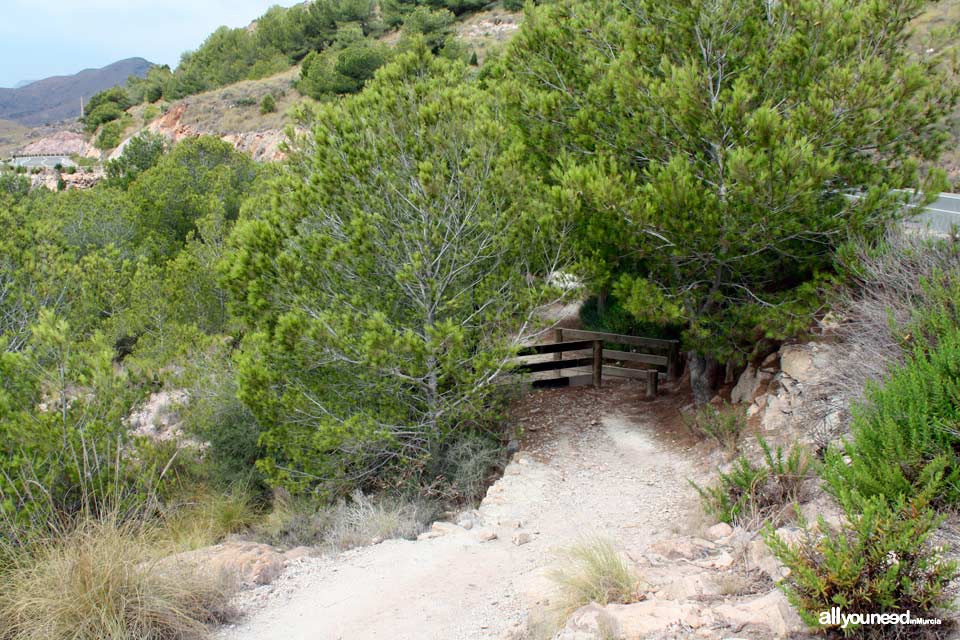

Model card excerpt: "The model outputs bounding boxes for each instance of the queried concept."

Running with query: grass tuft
[0,517,236,640]
[549,537,641,617]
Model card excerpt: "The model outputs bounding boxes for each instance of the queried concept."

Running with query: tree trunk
[688,351,713,405]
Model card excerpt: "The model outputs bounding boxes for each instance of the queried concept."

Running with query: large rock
[608,600,706,635]
[712,589,806,638]
[779,345,814,383]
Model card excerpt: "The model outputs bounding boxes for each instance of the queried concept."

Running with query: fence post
[645,369,659,400]
[592,340,603,389]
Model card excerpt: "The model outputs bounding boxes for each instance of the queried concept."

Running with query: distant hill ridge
[0,58,153,126]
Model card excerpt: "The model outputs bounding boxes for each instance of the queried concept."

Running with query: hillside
[0,58,153,126]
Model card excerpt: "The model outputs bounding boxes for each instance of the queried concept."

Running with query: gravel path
[216,381,706,640]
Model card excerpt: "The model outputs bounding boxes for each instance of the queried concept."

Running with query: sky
[0,0,302,88]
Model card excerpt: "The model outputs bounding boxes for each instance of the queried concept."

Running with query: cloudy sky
[0,0,301,88]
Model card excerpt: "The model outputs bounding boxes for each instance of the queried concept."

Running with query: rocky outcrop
[19,130,98,157]
[733,341,846,446]
[138,102,289,162]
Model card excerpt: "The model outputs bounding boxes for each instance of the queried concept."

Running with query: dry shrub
[806,229,960,445]
[0,518,236,640]
[549,537,642,617]
[682,402,747,453]
[256,490,438,551]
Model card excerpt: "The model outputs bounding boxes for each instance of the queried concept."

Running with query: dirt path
[217,382,706,640]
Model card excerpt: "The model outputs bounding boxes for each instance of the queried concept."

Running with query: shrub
[259,93,277,114]
[255,491,438,550]
[96,120,125,150]
[822,327,960,508]
[161,488,258,551]
[694,439,815,528]
[0,518,236,640]
[682,403,746,452]
[550,538,641,616]
[764,494,957,638]
[427,433,502,503]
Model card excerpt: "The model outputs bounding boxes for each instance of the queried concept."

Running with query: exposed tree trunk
[688,351,713,405]
[597,286,609,314]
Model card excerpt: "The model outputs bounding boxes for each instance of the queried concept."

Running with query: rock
[747,538,788,581]
[731,367,773,404]
[760,350,780,370]
[779,345,814,384]
[475,528,498,543]
[552,603,621,640]
[647,538,706,561]
[127,389,190,442]
[512,531,533,546]
[705,522,734,541]
[162,541,286,587]
[712,589,805,637]
[430,521,464,536]
[608,600,704,636]
[656,572,722,600]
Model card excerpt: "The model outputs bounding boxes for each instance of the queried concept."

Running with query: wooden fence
[513,329,681,399]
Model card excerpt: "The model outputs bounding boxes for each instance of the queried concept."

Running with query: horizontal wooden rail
[558,328,678,351]
[517,340,594,356]
[515,357,594,374]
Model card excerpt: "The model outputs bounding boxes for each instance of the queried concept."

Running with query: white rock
[512,531,533,546]
[705,522,734,541]
[713,589,806,637]
[779,345,814,384]
[475,528,498,543]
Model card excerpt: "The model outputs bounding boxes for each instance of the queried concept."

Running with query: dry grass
[0,518,236,640]
[0,118,30,158]
[160,488,258,552]
[805,229,960,446]
[255,490,438,551]
[549,537,642,617]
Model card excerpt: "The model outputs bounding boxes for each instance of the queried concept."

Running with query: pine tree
[500,0,958,402]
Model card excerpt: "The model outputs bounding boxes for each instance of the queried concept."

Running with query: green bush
[95,120,125,150]
[298,42,388,98]
[682,403,746,452]
[259,93,277,114]
[764,494,957,637]
[694,439,815,528]
[822,327,960,508]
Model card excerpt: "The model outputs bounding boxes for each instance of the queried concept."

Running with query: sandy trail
[217,382,703,640]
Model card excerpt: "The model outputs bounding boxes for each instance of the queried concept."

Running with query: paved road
[9,155,76,169]
[909,192,960,234]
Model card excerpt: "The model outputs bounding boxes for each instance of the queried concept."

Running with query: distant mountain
[0,58,153,127]
[13,79,36,89]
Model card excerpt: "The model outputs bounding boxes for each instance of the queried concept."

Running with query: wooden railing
[513,329,680,399]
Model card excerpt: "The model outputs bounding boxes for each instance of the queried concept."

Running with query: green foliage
[682,403,746,452]
[401,7,456,53]
[95,119,125,150]
[259,93,277,114]
[128,136,257,256]
[82,87,132,132]
[693,439,814,528]
[764,494,957,637]
[223,47,564,494]
[0,313,148,525]
[823,327,960,508]
[298,34,389,98]
[499,0,959,398]
[105,131,166,189]
[126,65,173,104]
